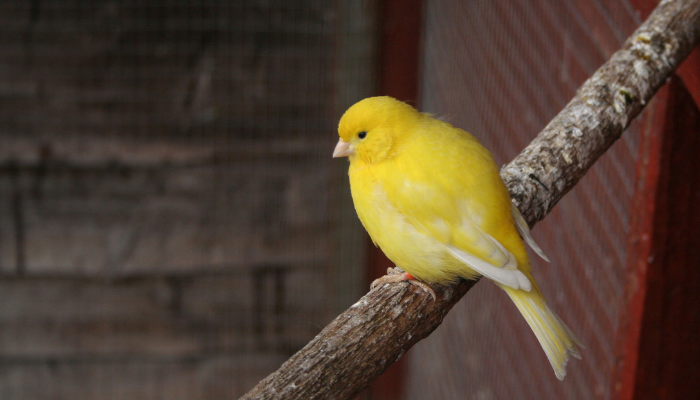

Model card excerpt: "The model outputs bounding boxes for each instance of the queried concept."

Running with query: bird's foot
[370,267,436,301]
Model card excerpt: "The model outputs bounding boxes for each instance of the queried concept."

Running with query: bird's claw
[406,279,437,301]
[370,267,436,301]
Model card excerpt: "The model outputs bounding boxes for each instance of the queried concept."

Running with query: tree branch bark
[241,0,700,398]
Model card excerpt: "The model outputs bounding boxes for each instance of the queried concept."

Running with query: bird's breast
[348,166,462,283]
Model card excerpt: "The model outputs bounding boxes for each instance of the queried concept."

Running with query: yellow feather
[336,96,582,379]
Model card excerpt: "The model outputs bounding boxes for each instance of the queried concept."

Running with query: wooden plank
[0,156,329,276]
[0,273,326,358]
[0,355,287,400]
[0,173,18,273]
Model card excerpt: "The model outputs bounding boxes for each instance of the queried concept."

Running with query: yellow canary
[334,96,582,380]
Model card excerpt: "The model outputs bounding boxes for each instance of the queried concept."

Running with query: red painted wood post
[676,47,700,108]
[611,2,700,398]
[611,68,700,399]
[364,0,422,399]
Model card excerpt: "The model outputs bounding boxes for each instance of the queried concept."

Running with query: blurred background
[1,1,698,399]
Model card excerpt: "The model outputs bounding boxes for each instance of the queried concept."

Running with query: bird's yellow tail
[503,286,583,380]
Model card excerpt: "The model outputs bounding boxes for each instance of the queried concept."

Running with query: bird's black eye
[358,131,367,139]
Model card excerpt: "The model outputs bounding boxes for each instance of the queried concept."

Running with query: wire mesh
[0,1,342,398]
[0,0,654,398]
[408,1,642,399]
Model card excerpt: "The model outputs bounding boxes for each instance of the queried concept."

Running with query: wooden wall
[0,1,356,398]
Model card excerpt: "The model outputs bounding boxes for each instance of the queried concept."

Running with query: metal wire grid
[408,0,642,399]
[0,1,337,398]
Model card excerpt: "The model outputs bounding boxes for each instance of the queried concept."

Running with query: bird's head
[334,96,422,165]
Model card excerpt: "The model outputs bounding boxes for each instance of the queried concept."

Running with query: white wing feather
[445,220,532,292]
[511,202,550,262]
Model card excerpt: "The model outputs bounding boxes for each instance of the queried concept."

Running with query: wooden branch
[241,1,700,399]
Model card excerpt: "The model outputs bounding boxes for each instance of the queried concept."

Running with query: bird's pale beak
[332,139,354,158]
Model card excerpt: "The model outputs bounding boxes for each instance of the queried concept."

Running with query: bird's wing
[445,217,531,291]
[511,203,550,262]
[382,174,531,291]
